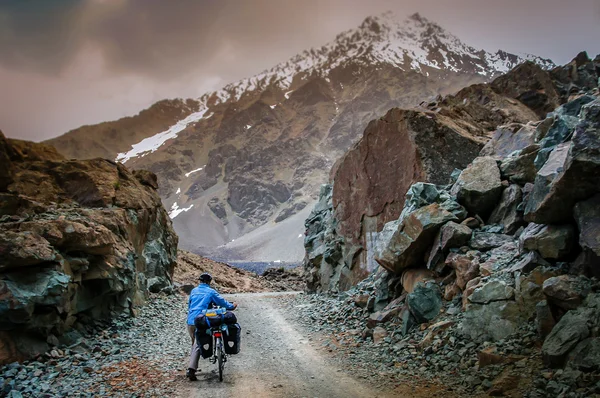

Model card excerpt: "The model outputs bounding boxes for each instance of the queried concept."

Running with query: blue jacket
[187,283,235,325]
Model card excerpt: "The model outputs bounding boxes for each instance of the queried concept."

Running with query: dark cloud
[0,0,599,141]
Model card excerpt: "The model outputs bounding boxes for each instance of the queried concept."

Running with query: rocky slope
[44,12,554,262]
[0,131,178,365]
[305,52,599,293]
[301,54,600,397]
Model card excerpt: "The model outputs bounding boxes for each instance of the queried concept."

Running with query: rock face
[0,132,178,364]
[451,156,503,218]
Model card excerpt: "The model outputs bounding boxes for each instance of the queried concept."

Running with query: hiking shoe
[186,368,198,381]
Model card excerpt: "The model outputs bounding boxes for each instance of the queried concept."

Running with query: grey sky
[1,0,599,141]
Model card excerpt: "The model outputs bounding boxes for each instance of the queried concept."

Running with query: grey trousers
[188,325,201,370]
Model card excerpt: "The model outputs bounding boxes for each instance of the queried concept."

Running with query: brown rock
[461,217,480,229]
[372,326,388,344]
[462,277,482,309]
[401,269,436,294]
[0,230,56,270]
[444,282,461,301]
[543,275,592,310]
[354,294,371,309]
[488,368,522,396]
[451,156,503,218]
[446,253,480,290]
[478,346,526,368]
[133,169,159,190]
[367,307,401,329]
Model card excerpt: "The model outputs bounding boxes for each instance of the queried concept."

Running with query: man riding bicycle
[186,273,237,381]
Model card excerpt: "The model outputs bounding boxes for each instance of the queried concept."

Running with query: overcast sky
[1,0,599,142]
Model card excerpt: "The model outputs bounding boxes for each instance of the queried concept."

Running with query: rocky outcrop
[304,58,580,294]
[0,131,178,364]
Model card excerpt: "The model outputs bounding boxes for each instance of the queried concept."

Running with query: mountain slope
[45,12,554,262]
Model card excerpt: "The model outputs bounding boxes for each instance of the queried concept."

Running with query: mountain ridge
[44,12,555,262]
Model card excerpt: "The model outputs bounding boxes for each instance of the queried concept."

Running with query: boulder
[372,326,388,344]
[0,131,13,191]
[407,282,442,324]
[451,157,503,218]
[519,223,575,259]
[374,203,457,274]
[366,306,402,329]
[446,253,480,290]
[480,123,537,158]
[478,242,520,274]
[488,184,523,234]
[468,280,515,304]
[525,114,600,224]
[535,300,556,339]
[400,269,435,294]
[568,338,600,371]
[542,310,591,368]
[543,275,593,310]
[354,294,370,309]
[469,232,513,251]
[516,266,560,316]
[461,300,524,342]
[506,251,550,273]
[499,145,540,185]
[574,194,600,258]
[426,221,472,270]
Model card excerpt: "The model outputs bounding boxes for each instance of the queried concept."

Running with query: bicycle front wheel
[217,337,224,382]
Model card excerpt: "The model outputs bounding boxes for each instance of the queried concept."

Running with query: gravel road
[176,292,397,398]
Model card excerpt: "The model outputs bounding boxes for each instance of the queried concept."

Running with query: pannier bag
[224,323,241,355]
[196,331,213,359]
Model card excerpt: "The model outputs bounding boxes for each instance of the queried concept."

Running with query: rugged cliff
[299,60,600,396]
[0,133,178,364]
[305,52,599,293]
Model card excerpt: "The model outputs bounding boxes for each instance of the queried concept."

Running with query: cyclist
[186,272,237,381]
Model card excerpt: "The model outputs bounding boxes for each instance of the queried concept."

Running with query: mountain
[46,12,554,262]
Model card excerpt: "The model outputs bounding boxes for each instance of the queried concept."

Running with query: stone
[543,275,593,310]
[468,280,515,304]
[0,231,56,271]
[445,253,479,290]
[354,295,370,309]
[500,145,540,184]
[426,221,472,270]
[506,251,550,273]
[451,156,503,218]
[372,327,388,344]
[568,338,600,371]
[535,300,556,339]
[469,232,513,251]
[400,307,416,336]
[406,282,442,324]
[542,310,590,368]
[525,124,600,224]
[461,217,480,229]
[519,223,575,259]
[444,283,461,301]
[574,194,600,258]
[366,307,401,329]
[400,269,435,294]
[374,203,458,274]
[461,300,524,342]
[515,266,560,316]
[478,346,525,367]
[481,123,537,158]
[487,184,524,234]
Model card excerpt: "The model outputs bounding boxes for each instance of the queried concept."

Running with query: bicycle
[200,307,229,382]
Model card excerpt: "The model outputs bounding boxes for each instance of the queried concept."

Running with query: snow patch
[169,202,194,219]
[116,104,209,163]
[176,188,181,195]
[185,166,205,177]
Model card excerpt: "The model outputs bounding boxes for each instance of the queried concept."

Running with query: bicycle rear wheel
[217,337,224,382]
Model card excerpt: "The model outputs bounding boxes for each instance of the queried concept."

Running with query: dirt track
[176,292,399,398]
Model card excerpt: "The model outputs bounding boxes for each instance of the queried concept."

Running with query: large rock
[451,157,503,218]
[374,203,458,274]
[519,223,575,259]
[461,300,524,342]
[574,194,600,258]
[568,338,600,371]
[469,232,513,251]
[525,106,600,224]
[468,279,515,304]
[426,221,472,271]
[491,61,561,118]
[500,146,539,185]
[446,252,480,290]
[542,309,591,368]
[543,275,593,310]
[407,282,442,324]
[0,137,178,364]
[480,123,537,158]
